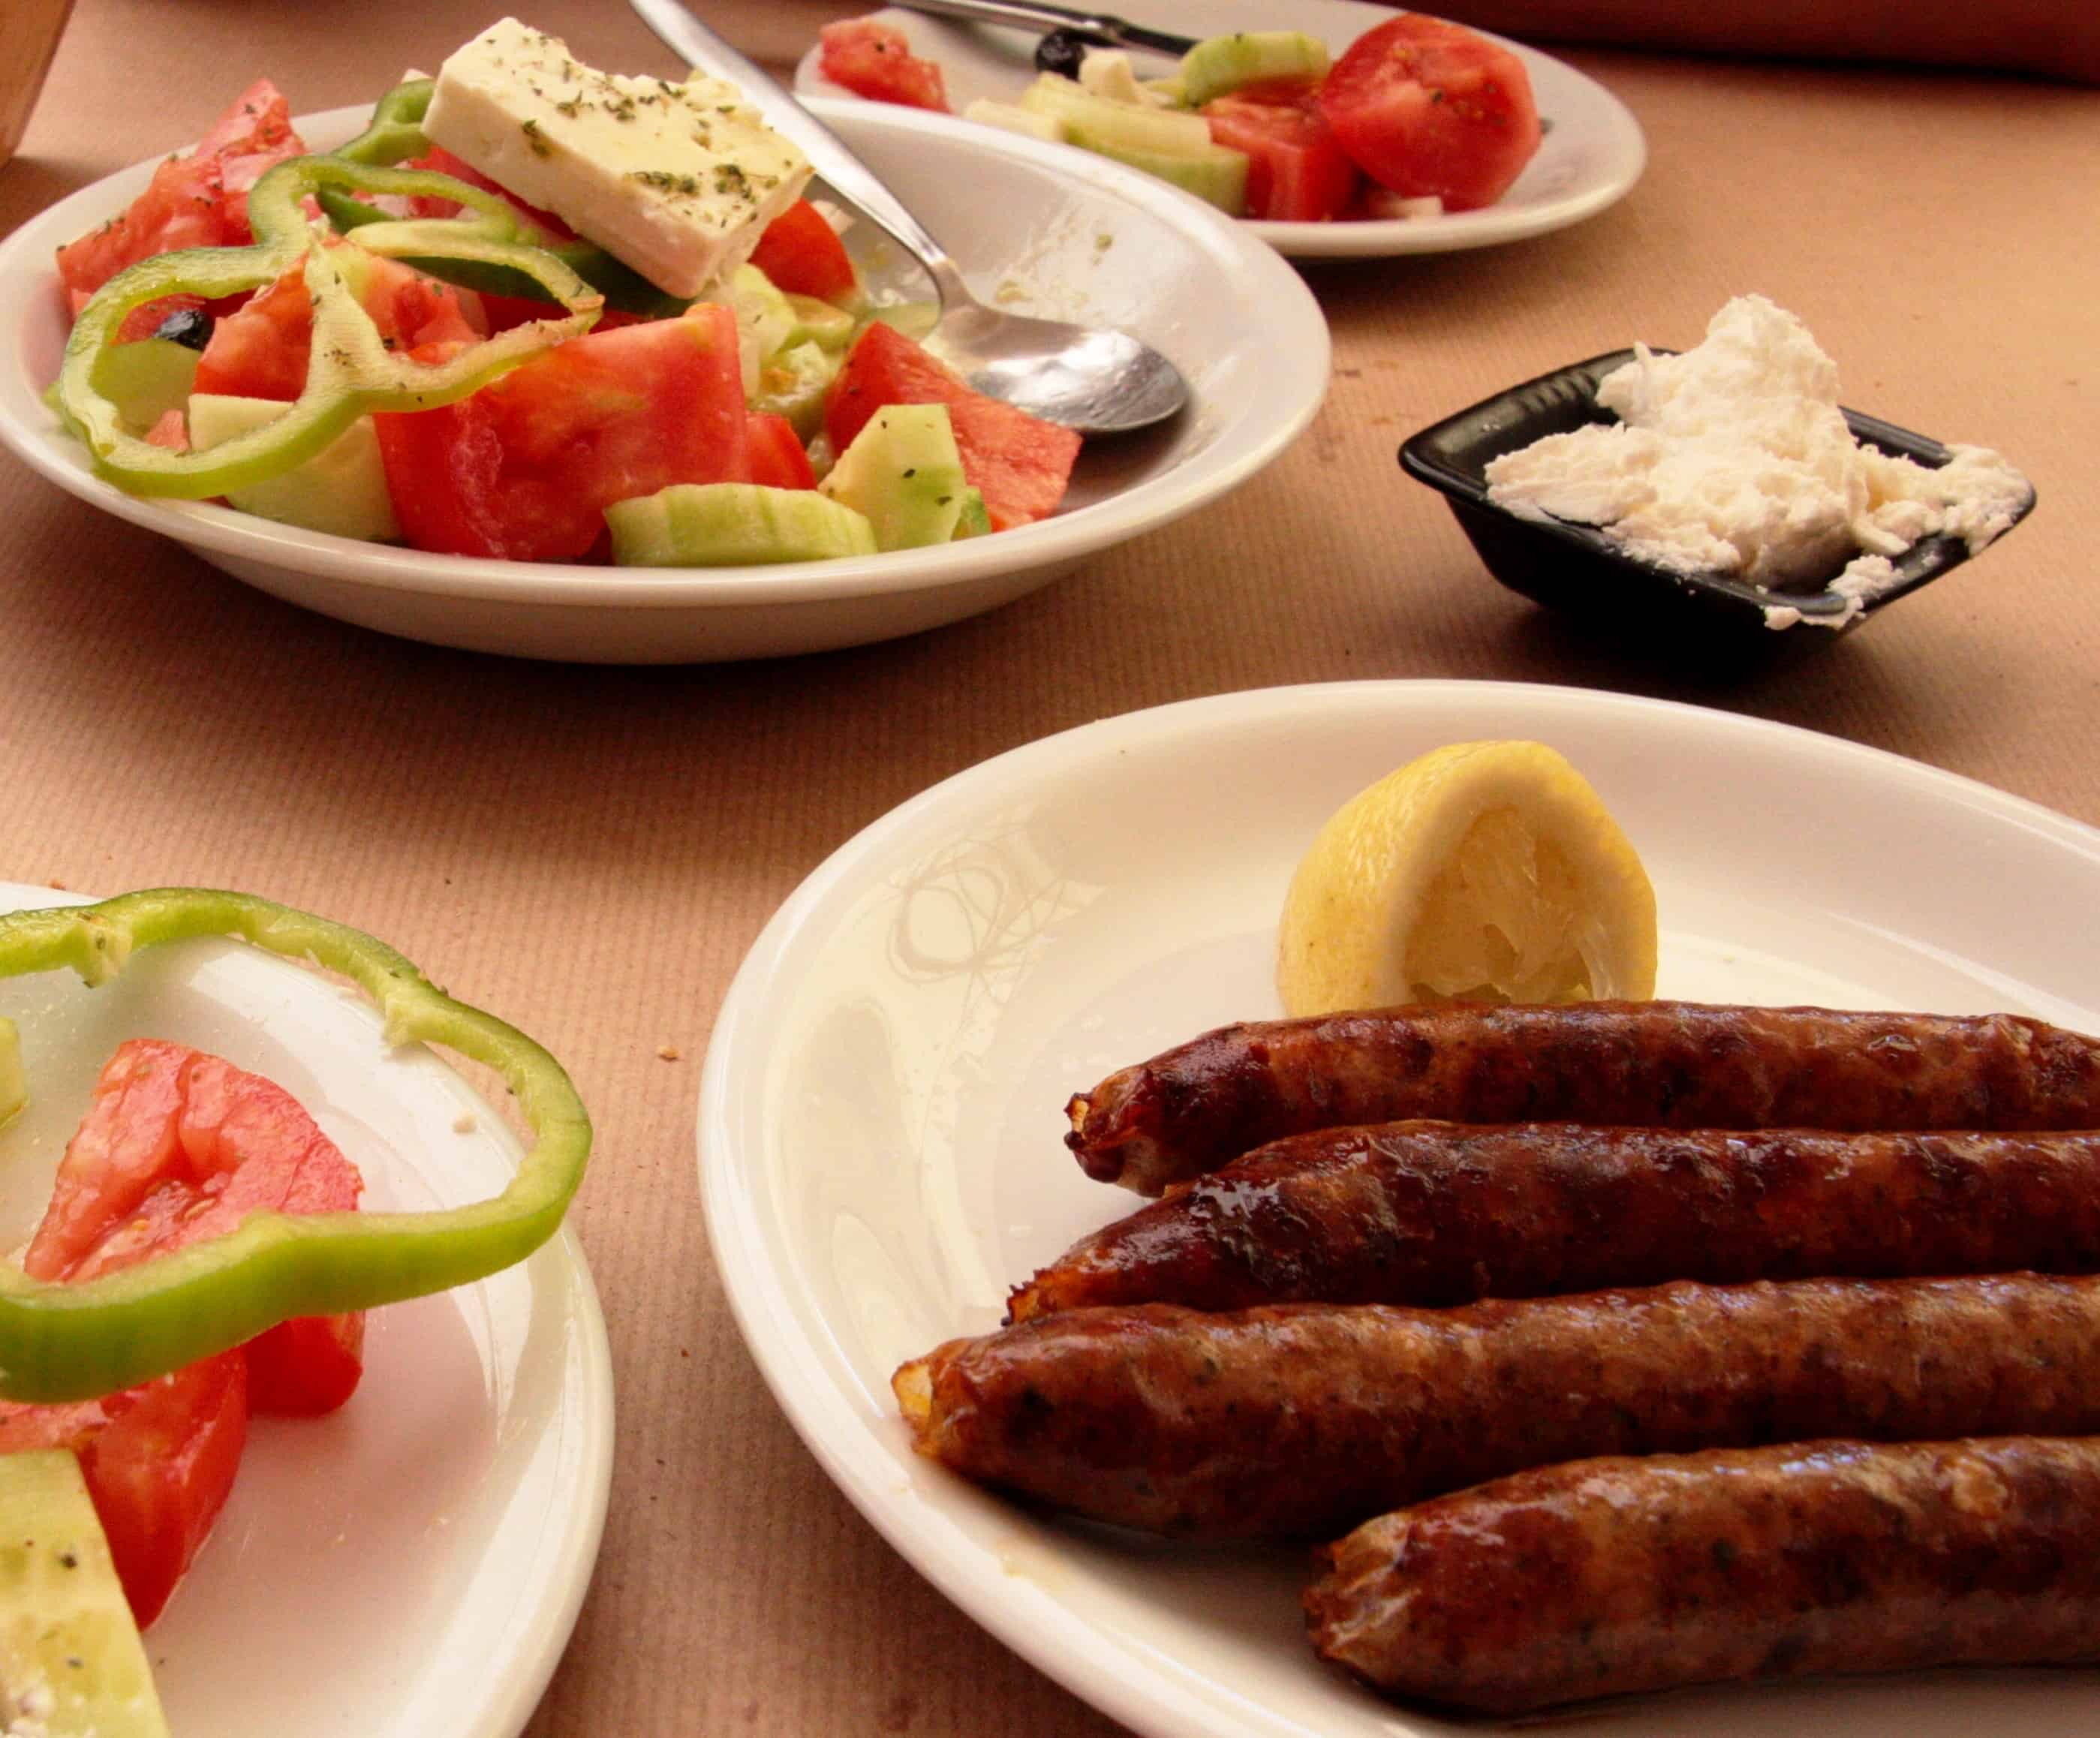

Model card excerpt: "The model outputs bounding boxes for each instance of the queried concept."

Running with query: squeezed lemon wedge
[1276,740,1657,1016]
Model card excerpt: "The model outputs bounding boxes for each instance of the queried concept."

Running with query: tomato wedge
[818,20,949,112]
[1202,82,1361,223]
[826,323,1080,531]
[748,413,818,490]
[56,79,305,317]
[0,1354,248,1630]
[1316,15,1542,212]
[749,200,858,303]
[25,1039,369,1416]
[375,302,751,561]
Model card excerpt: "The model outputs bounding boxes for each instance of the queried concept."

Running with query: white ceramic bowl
[796,0,1648,260]
[0,99,1328,663]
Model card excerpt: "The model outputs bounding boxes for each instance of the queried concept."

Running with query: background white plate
[0,884,613,1738]
[699,680,2100,1738]
[0,101,1325,663]
[796,0,1647,257]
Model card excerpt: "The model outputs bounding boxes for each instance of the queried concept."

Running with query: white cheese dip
[1482,296,2031,627]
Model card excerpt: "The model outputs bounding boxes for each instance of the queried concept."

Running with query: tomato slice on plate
[375,302,752,562]
[1202,82,1361,223]
[25,1039,369,1415]
[749,199,858,303]
[0,1354,248,1630]
[818,20,949,112]
[1316,15,1542,212]
[826,323,1081,531]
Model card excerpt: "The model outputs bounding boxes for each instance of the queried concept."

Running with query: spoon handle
[898,0,1197,56]
[627,0,967,301]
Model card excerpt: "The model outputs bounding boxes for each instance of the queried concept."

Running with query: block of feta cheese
[425,17,812,298]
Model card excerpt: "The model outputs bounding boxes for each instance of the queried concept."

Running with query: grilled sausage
[1308,1436,2100,1714]
[1064,1001,2100,1195]
[1011,1120,2100,1319]
[893,1275,2100,1540]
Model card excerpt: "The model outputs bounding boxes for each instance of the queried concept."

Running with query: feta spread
[426,17,812,298]
[1483,296,2032,630]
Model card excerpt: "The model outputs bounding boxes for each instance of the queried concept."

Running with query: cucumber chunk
[784,293,856,352]
[188,395,402,543]
[1018,74,1214,157]
[1082,137,1249,215]
[0,1018,22,1130]
[606,483,878,567]
[754,341,842,441]
[862,300,940,343]
[88,340,199,434]
[0,1451,170,1738]
[952,488,993,540]
[962,98,1067,143]
[1178,31,1331,107]
[820,404,970,551]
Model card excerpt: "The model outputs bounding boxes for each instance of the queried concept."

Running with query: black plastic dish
[1399,349,2038,641]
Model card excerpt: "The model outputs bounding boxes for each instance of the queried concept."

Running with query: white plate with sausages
[698,678,2100,1738]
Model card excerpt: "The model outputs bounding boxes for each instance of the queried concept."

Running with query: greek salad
[814,13,1545,221]
[50,17,1082,567]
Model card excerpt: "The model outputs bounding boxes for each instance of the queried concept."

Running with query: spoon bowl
[630,0,1191,436]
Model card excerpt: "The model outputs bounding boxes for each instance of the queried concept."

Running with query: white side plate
[796,0,1647,257]
[0,886,613,1738]
[700,680,2100,1738]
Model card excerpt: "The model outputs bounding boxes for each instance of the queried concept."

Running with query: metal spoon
[895,0,1198,65]
[629,0,1189,435]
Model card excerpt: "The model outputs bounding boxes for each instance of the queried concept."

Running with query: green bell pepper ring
[0,889,591,1403]
[55,154,603,501]
[329,76,435,167]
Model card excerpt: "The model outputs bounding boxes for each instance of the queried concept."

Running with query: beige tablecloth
[2,3,2096,1732]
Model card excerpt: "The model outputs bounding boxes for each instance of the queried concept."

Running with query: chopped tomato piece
[375,302,752,562]
[819,20,949,112]
[193,250,485,402]
[747,413,818,490]
[25,1039,369,1418]
[402,145,576,239]
[1202,83,1361,223]
[749,200,858,303]
[1316,16,1542,212]
[826,323,1080,530]
[56,80,305,315]
[0,1354,248,1630]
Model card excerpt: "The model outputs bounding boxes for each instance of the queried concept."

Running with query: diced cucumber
[1143,75,1189,107]
[820,404,969,551]
[705,264,799,394]
[1079,50,1175,109]
[188,395,401,543]
[754,341,841,441]
[862,301,939,343]
[606,483,877,567]
[962,98,1068,144]
[0,1451,170,1738]
[0,1018,22,1130]
[1084,136,1249,215]
[784,293,856,352]
[88,339,199,434]
[1178,31,1331,107]
[1018,74,1214,157]
[952,488,993,540]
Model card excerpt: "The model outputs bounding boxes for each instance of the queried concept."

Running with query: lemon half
[1276,740,1657,1016]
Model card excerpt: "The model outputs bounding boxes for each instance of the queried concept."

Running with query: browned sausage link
[1308,1436,2100,1715]
[892,1276,2100,1540]
[1064,1001,2100,1195]
[1012,1120,2100,1320]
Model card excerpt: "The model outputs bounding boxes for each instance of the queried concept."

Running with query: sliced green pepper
[56,155,604,501]
[329,76,435,167]
[318,86,692,322]
[0,890,591,1403]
